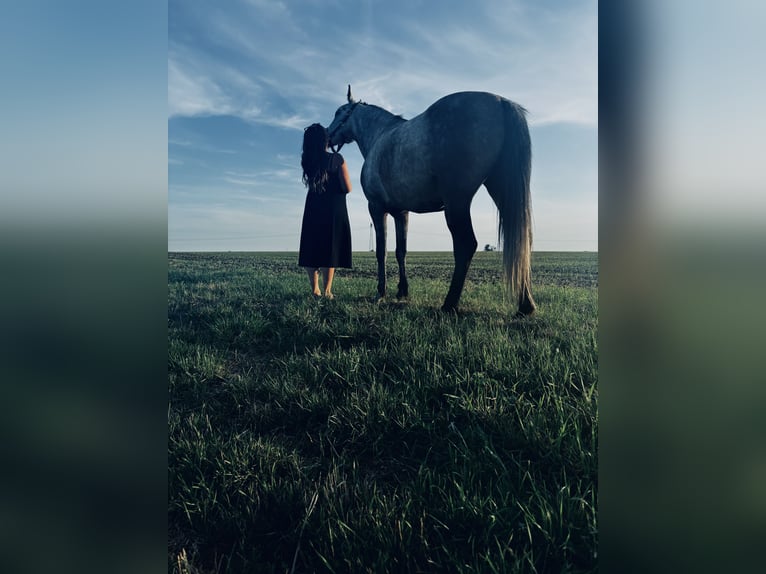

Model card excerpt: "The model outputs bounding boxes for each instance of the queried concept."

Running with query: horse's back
[420,92,509,188]
[420,91,510,137]
[427,91,511,111]
[363,92,519,211]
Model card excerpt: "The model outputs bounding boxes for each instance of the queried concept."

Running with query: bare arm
[339,160,352,194]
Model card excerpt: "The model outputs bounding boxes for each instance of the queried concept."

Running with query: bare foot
[324,293,334,300]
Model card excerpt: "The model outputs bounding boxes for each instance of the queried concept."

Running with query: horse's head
[327,85,360,152]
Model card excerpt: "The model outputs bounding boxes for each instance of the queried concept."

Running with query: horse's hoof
[514,308,535,319]
[440,304,458,314]
[517,300,536,316]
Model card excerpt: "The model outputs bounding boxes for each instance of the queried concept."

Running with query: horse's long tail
[493,100,535,313]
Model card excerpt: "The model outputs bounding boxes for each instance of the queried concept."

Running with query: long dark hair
[301,123,330,193]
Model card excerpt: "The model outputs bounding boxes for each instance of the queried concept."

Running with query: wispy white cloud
[168,57,235,118]
[255,113,311,130]
[242,0,290,16]
[169,0,596,127]
[168,191,305,251]
[168,135,238,155]
[221,166,301,188]
[222,176,261,186]
[321,1,598,126]
[168,38,312,128]
[170,182,300,206]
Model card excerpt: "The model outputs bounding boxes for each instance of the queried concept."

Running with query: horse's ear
[347,84,353,103]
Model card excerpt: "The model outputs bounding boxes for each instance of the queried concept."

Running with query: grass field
[168,251,598,573]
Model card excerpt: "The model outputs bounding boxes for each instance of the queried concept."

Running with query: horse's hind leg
[392,210,409,298]
[517,282,535,317]
[442,202,478,312]
[485,169,536,317]
[369,203,388,300]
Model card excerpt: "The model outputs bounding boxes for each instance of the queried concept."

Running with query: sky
[168,0,598,252]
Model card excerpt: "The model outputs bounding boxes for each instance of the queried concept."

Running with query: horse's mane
[362,102,406,123]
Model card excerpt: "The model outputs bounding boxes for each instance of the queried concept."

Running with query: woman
[298,123,353,299]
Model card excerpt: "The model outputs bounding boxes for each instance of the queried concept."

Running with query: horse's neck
[351,106,402,158]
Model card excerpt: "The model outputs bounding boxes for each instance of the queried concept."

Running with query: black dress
[298,152,352,268]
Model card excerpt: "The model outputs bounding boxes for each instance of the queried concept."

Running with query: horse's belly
[399,195,444,213]
[408,204,445,214]
[362,158,442,213]
[374,193,444,214]
[383,180,444,213]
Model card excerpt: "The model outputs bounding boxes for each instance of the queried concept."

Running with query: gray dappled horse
[327,86,536,316]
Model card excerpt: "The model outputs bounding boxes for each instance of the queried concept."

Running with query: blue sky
[169,0,597,251]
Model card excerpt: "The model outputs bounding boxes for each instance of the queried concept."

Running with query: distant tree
[484,244,495,251]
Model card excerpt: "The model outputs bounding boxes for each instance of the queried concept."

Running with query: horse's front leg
[392,210,409,299]
[368,203,388,300]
